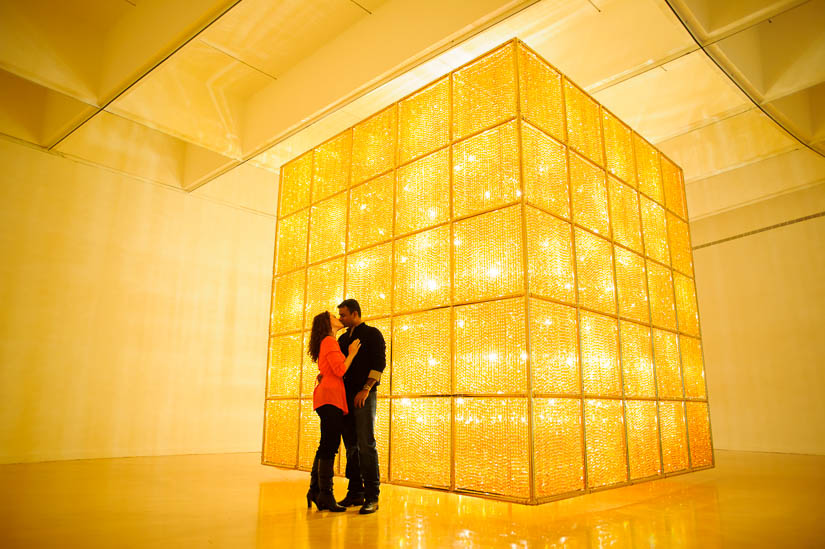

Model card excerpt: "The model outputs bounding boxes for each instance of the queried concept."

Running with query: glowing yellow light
[265,39,710,504]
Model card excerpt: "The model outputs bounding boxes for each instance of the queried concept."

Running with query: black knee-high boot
[306,454,320,508]
[316,459,345,512]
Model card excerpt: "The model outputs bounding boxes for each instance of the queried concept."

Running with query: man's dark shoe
[359,499,379,514]
[337,493,365,507]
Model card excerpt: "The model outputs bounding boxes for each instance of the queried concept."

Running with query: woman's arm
[342,338,361,371]
[323,337,360,377]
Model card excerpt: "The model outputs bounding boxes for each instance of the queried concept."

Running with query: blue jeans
[342,389,379,500]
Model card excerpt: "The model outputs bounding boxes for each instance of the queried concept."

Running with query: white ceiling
[1,0,823,220]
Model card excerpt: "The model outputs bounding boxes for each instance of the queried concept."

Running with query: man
[336,298,386,514]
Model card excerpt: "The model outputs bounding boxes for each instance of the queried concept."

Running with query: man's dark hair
[337,298,361,317]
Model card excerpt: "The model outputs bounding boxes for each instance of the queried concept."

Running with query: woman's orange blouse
[312,336,348,415]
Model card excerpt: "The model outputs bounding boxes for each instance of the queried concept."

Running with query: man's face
[338,306,357,328]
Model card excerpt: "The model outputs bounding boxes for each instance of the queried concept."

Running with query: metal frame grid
[261,39,714,505]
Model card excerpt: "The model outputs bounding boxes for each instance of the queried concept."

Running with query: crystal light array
[262,39,713,504]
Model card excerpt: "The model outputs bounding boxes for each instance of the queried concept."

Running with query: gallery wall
[0,139,276,463]
[2,131,824,463]
[692,181,825,455]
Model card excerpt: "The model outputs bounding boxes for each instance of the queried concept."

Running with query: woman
[306,311,361,512]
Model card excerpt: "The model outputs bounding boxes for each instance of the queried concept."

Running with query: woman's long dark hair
[308,311,332,363]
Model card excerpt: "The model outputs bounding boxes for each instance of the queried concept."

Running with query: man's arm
[365,328,386,389]
[354,328,386,407]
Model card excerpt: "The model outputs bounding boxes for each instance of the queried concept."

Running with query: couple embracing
[306,298,385,514]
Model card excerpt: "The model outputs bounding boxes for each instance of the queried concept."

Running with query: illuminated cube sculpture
[263,39,713,503]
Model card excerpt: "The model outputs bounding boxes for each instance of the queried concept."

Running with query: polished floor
[1,450,823,548]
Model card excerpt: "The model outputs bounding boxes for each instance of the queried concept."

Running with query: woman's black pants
[315,404,345,460]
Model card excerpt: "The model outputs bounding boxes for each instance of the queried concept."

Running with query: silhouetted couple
[305,299,386,514]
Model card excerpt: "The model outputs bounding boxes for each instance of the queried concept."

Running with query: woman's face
[329,314,344,333]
